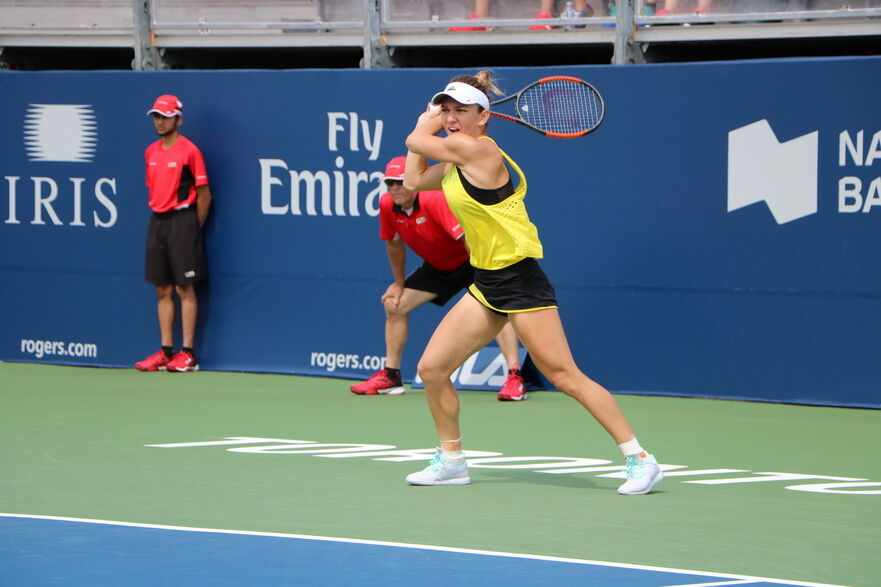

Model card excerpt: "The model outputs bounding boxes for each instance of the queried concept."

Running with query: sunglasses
[385,179,404,186]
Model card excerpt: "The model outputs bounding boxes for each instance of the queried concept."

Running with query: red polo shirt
[379,190,469,272]
[144,135,209,213]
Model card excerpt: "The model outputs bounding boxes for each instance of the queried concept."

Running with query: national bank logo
[727,119,818,225]
[24,104,97,162]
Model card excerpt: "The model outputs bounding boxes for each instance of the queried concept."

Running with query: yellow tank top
[441,137,543,270]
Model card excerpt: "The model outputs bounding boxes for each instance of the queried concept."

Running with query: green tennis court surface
[1,362,878,586]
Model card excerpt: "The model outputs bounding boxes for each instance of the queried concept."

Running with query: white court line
[664,580,757,586]
[0,512,846,587]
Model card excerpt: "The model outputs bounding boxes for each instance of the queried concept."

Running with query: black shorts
[144,207,207,285]
[405,260,474,306]
[469,257,557,315]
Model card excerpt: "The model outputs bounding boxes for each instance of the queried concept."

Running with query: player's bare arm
[403,152,446,192]
[456,141,509,191]
[407,115,486,166]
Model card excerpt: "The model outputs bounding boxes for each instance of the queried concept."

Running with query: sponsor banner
[1,58,879,407]
[409,345,530,391]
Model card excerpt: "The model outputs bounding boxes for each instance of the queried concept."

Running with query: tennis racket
[489,76,605,138]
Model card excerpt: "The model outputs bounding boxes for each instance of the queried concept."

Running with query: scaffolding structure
[0,0,878,68]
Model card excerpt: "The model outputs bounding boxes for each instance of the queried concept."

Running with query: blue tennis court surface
[0,514,841,586]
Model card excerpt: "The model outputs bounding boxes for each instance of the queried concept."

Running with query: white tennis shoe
[617,453,663,495]
[406,449,471,486]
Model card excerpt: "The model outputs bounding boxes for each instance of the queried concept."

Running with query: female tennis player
[402,71,663,495]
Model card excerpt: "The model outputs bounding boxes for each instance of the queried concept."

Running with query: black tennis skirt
[468,257,557,315]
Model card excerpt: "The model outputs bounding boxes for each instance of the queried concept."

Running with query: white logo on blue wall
[727,119,818,225]
[412,346,527,390]
[24,104,97,162]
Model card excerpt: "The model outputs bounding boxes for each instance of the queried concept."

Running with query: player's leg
[509,308,662,494]
[509,308,633,441]
[419,294,506,446]
[495,321,527,401]
[406,294,507,485]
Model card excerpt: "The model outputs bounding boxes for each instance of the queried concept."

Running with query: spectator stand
[0,0,878,68]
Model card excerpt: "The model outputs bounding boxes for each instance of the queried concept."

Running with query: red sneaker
[350,369,405,395]
[166,350,199,373]
[135,350,171,372]
[530,11,554,30]
[450,13,488,32]
[497,370,527,401]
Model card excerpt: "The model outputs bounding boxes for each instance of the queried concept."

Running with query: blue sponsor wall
[1,57,879,407]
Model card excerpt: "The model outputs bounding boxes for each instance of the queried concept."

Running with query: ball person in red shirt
[351,156,526,400]
[135,94,212,373]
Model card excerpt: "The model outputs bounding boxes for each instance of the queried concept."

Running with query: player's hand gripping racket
[490,76,604,138]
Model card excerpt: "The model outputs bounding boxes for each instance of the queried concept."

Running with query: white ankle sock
[618,436,646,457]
[442,449,465,463]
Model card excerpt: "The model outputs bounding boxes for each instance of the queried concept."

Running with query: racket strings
[517,80,603,135]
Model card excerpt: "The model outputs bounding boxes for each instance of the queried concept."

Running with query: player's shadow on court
[474,468,604,490]
[471,468,668,494]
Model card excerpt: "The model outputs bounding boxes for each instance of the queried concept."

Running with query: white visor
[431,82,490,111]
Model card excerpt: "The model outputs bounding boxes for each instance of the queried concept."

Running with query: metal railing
[0,0,878,67]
